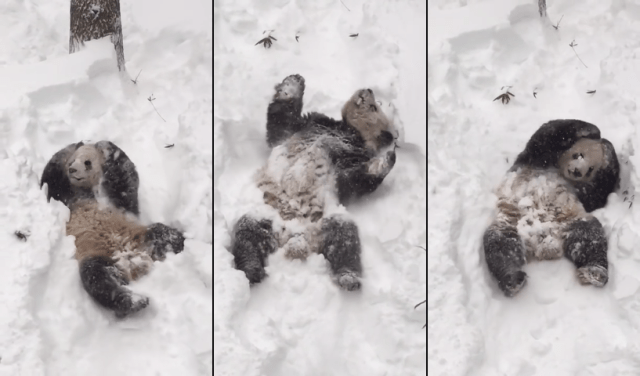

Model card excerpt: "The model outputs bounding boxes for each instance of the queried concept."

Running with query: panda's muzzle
[570,168,582,178]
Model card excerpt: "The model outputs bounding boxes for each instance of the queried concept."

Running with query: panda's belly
[256,135,335,221]
[66,201,152,280]
[496,168,589,260]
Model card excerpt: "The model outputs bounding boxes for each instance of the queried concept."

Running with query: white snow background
[429,0,640,375]
[214,0,427,375]
[0,0,212,375]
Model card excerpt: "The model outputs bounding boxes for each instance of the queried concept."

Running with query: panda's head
[65,145,105,189]
[558,138,608,183]
[341,88,395,152]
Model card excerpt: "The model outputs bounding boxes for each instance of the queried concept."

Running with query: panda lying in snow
[484,120,620,297]
[230,74,397,291]
[41,141,185,318]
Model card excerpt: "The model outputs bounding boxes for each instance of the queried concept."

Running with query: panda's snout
[570,168,582,178]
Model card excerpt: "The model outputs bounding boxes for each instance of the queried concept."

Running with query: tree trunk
[69,0,125,71]
[538,0,547,17]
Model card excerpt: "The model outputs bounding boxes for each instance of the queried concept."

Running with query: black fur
[320,216,362,291]
[483,225,527,297]
[230,74,394,288]
[265,75,395,205]
[231,215,278,285]
[41,142,85,206]
[511,119,619,213]
[563,217,608,272]
[42,141,185,318]
[484,119,618,296]
[146,223,186,261]
[79,256,149,318]
[95,141,140,215]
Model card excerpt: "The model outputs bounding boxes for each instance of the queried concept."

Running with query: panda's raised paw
[146,223,185,260]
[273,74,305,101]
[577,264,608,287]
[499,270,527,297]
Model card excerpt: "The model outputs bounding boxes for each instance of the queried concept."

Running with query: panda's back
[496,168,589,260]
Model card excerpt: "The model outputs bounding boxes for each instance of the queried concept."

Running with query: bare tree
[539,0,547,17]
[70,0,125,71]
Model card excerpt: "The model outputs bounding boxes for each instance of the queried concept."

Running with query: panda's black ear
[95,141,140,215]
[41,142,84,206]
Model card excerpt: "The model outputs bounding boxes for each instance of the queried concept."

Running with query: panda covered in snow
[230,74,397,291]
[484,120,620,297]
[41,141,185,318]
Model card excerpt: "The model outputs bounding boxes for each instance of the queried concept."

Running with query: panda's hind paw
[335,271,361,291]
[577,264,608,287]
[499,270,527,297]
[114,292,149,318]
[273,74,305,101]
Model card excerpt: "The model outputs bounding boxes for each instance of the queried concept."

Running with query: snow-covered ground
[0,0,212,375]
[214,0,426,375]
[429,0,640,375]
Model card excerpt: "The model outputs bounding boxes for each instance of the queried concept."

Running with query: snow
[429,0,640,374]
[214,0,426,375]
[0,0,212,375]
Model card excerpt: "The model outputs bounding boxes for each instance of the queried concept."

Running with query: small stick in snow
[164,144,175,149]
[147,94,167,123]
[533,91,537,98]
[552,15,564,30]
[14,231,29,242]
[349,33,359,38]
[569,40,588,68]
[295,33,299,42]
[586,90,596,94]
[340,0,350,11]
[131,69,142,85]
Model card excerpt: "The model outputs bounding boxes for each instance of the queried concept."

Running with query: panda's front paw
[273,74,305,101]
[498,270,527,297]
[577,264,608,287]
[146,223,185,260]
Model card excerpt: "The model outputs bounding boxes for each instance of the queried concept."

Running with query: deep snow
[214,0,426,375]
[0,0,212,375]
[429,0,640,375]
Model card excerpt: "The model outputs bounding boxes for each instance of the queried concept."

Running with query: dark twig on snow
[569,40,588,68]
[493,91,515,105]
[256,30,277,49]
[147,94,166,123]
[552,15,564,30]
[14,231,29,242]
[349,33,359,38]
[586,90,596,94]
[131,69,142,85]
[164,144,174,149]
[295,33,299,42]
[340,0,350,11]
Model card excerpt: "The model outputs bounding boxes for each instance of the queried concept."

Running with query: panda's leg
[231,214,278,285]
[319,215,362,291]
[266,74,306,147]
[79,256,149,318]
[563,217,608,287]
[483,223,528,297]
[146,223,186,261]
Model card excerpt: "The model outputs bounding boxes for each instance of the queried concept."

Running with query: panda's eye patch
[369,104,377,112]
[572,153,584,159]
[84,160,92,170]
[586,166,594,177]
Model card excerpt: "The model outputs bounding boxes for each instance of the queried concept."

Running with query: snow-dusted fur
[484,120,619,297]
[41,141,185,318]
[231,74,397,291]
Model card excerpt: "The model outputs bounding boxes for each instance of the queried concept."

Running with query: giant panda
[484,119,620,297]
[41,141,185,318]
[230,74,397,291]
